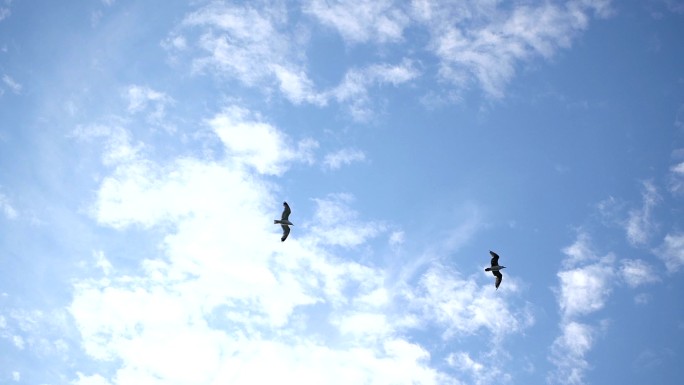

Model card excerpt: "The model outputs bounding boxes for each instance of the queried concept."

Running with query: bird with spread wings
[274,202,293,242]
[484,250,507,289]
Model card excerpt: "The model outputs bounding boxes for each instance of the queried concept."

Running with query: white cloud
[557,259,614,318]
[208,106,317,175]
[0,192,17,219]
[634,293,651,305]
[548,321,594,385]
[389,230,405,247]
[72,123,143,167]
[308,193,386,248]
[657,232,684,273]
[2,74,21,94]
[419,1,612,98]
[64,103,534,384]
[407,266,533,339]
[619,259,659,287]
[271,64,327,106]
[624,181,660,246]
[550,233,614,384]
[125,85,173,124]
[175,1,314,105]
[0,7,10,22]
[668,160,684,194]
[560,232,596,267]
[323,148,366,170]
[304,0,410,44]
[12,371,20,382]
[71,373,111,385]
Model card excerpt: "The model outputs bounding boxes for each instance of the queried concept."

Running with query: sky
[0,0,683,384]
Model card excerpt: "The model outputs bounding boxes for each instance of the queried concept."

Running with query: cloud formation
[61,102,534,384]
[164,1,613,113]
[657,233,684,273]
[323,148,366,170]
[550,233,613,385]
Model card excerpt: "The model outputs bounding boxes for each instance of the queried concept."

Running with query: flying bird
[484,250,506,289]
[274,201,293,242]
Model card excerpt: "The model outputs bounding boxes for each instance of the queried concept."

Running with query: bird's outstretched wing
[493,270,503,289]
[281,202,291,221]
[489,250,500,267]
[281,224,290,242]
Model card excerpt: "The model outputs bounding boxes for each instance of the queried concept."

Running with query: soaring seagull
[274,201,293,242]
[484,250,506,289]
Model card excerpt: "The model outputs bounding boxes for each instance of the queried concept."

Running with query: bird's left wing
[489,250,500,266]
[281,202,291,221]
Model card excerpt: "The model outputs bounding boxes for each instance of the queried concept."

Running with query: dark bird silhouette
[274,202,293,241]
[484,250,506,289]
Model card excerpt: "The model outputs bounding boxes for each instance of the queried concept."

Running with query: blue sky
[1,0,683,384]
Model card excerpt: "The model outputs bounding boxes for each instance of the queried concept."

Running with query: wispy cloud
[207,106,318,175]
[329,60,420,120]
[548,321,594,385]
[0,7,10,22]
[557,256,614,319]
[67,116,463,384]
[417,0,613,98]
[125,85,174,124]
[303,0,410,44]
[53,101,536,384]
[407,265,533,339]
[595,181,661,246]
[2,74,22,94]
[0,191,18,219]
[619,259,660,287]
[308,193,386,248]
[624,181,660,246]
[166,1,610,115]
[323,148,366,170]
[668,159,684,195]
[549,233,614,385]
[656,232,684,273]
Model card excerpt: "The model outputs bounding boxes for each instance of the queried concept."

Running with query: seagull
[484,250,506,289]
[274,201,293,242]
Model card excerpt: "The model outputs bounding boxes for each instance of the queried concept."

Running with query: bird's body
[274,202,293,241]
[485,250,506,289]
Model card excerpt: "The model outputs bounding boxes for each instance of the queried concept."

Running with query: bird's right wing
[281,224,290,242]
[493,270,502,289]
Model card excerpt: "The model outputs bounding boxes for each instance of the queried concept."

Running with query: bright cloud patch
[308,193,386,247]
[408,266,533,339]
[208,106,317,175]
[557,259,614,318]
[165,1,610,114]
[323,148,366,170]
[0,191,17,219]
[550,233,614,384]
[2,74,21,94]
[304,0,410,44]
[549,321,594,385]
[624,181,660,246]
[619,259,659,287]
[63,103,536,384]
[419,0,613,97]
[657,233,684,273]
